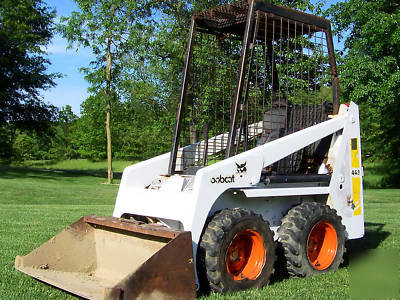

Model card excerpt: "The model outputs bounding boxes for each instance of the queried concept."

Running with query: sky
[41,0,343,116]
[42,0,92,116]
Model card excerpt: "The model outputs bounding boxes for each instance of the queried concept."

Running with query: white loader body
[113,102,364,285]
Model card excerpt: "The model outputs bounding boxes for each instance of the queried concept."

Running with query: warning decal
[351,138,362,216]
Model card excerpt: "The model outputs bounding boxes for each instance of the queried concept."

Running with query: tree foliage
[0,0,60,160]
[0,0,58,128]
[329,0,400,185]
[58,0,153,93]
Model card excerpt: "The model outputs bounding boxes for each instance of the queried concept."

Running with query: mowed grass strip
[11,159,138,173]
[0,166,120,205]
[0,165,398,299]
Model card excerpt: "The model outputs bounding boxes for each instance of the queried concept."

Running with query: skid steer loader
[15,1,364,299]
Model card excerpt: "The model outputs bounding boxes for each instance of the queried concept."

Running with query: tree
[0,0,58,159]
[73,91,121,160]
[58,0,153,183]
[329,0,400,187]
[56,105,79,159]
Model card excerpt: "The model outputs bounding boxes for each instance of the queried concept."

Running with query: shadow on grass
[0,165,122,180]
[17,159,61,168]
[342,222,390,267]
[271,221,390,284]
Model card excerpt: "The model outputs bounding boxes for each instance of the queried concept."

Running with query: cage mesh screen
[174,11,333,175]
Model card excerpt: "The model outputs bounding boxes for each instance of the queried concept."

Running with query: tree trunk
[106,36,113,184]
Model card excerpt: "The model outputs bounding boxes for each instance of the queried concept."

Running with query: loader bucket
[15,215,196,300]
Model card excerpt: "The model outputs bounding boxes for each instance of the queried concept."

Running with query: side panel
[328,102,364,239]
[117,153,170,189]
[113,153,170,218]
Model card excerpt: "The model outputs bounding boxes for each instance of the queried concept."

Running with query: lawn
[10,159,138,173]
[0,165,398,299]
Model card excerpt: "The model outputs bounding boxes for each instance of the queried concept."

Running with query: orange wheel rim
[307,221,338,270]
[225,229,266,280]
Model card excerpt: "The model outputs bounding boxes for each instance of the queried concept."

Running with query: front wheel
[198,208,276,293]
[277,202,345,277]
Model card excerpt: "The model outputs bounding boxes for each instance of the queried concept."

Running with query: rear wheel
[198,208,275,293]
[277,202,345,277]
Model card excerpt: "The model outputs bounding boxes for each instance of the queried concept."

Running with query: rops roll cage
[168,0,339,175]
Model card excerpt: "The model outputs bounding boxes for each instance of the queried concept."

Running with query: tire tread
[277,202,346,277]
[199,208,275,292]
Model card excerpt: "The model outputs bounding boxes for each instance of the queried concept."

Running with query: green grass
[363,161,399,189]
[11,159,138,173]
[362,161,384,189]
[0,165,398,299]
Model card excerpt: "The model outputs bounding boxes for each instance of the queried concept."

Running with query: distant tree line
[0,0,398,185]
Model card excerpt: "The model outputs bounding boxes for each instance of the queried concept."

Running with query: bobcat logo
[236,162,247,178]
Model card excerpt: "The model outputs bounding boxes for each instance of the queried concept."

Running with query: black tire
[198,208,276,293]
[277,202,345,277]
